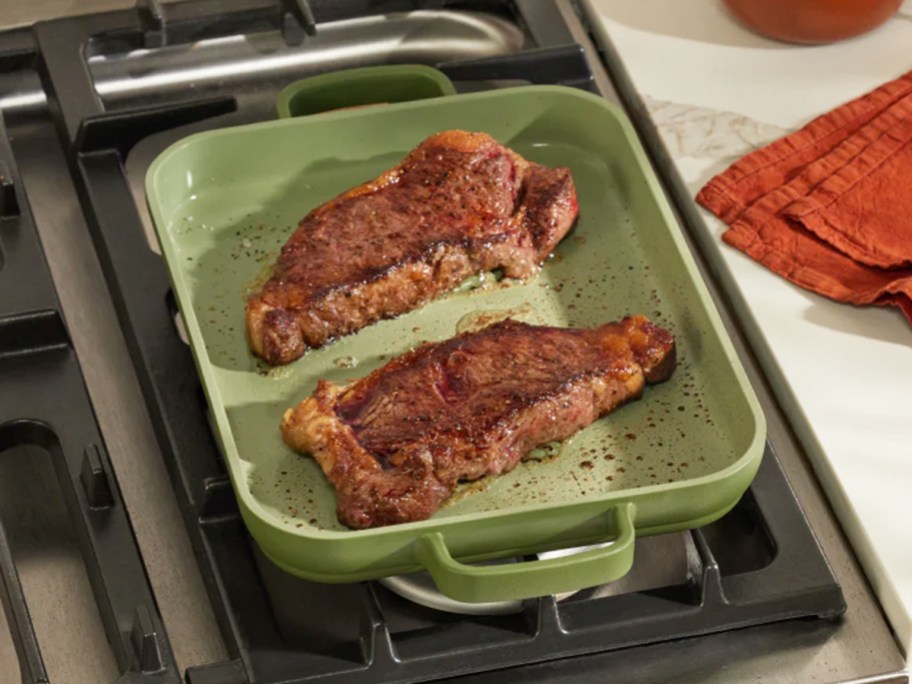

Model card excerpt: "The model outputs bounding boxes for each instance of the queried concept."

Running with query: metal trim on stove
[0,114,180,683]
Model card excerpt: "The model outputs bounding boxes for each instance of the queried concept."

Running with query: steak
[247,130,578,365]
[281,316,676,529]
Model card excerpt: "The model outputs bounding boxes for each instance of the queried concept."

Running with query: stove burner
[378,545,607,615]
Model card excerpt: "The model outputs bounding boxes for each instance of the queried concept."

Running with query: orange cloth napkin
[696,70,912,323]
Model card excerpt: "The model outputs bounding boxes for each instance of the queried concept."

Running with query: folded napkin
[696,70,912,323]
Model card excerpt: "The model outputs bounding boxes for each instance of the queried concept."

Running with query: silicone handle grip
[276,64,456,118]
[415,503,637,604]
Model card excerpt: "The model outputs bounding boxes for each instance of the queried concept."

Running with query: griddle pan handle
[415,503,636,604]
[275,64,456,118]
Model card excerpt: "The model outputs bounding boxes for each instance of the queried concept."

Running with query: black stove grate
[0,2,845,682]
[0,112,178,682]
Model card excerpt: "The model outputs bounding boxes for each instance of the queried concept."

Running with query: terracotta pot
[722,0,903,44]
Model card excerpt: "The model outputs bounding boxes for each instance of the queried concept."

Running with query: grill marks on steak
[281,316,676,529]
[246,131,578,365]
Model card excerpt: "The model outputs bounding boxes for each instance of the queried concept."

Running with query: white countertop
[584,0,912,656]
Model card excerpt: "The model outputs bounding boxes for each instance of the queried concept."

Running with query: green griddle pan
[145,69,765,604]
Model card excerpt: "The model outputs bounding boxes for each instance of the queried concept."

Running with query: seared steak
[247,131,578,365]
[281,316,675,529]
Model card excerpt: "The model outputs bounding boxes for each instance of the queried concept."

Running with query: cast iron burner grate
[0,116,178,683]
[0,2,845,682]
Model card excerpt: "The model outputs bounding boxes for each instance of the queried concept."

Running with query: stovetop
[0,1,901,682]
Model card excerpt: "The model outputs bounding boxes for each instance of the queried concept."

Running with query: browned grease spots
[524,441,565,464]
[442,477,493,507]
[256,360,294,380]
[242,254,278,299]
[625,433,637,440]
[456,302,538,334]
[580,460,594,470]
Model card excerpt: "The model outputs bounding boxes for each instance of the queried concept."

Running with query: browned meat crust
[247,130,578,365]
[281,316,676,528]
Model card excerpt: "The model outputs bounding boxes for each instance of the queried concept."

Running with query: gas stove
[0,1,898,682]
